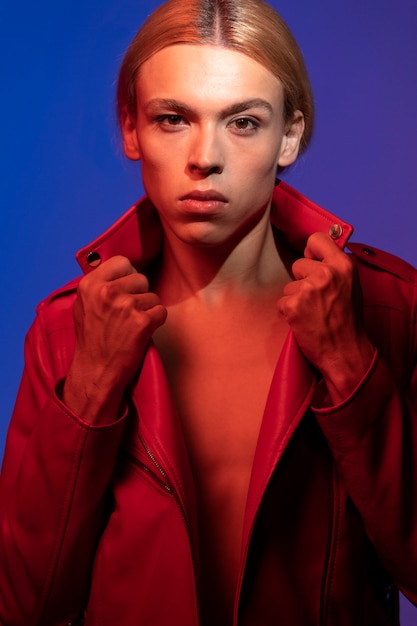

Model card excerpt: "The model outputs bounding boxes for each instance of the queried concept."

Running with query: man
[1,1,416,624]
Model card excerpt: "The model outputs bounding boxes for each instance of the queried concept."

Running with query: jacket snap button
[87,251,102,267]
[329,224,343,240]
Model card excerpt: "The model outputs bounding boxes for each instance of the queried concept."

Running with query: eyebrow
[144,98,274,118]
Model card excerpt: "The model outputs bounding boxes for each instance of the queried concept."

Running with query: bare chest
[153,303,287,469]
[153,302,288,621]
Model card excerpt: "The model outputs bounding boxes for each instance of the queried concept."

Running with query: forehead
[135,44,284,110]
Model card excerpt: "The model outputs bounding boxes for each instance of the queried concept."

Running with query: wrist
[63,367,126,425]
[319,338,375,405]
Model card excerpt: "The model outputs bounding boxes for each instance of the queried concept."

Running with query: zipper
[125,449,173,494]
[130,435,201,624]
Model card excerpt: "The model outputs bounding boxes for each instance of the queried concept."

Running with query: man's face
[122,44,303,248]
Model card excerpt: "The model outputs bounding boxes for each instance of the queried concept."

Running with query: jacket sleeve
[313,340,417,606]
[0,303,127,625]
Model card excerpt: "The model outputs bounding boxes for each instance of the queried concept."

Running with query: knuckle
[134,310,154,334]
[133,292,155,311]
[118,294,137,318]
[316,265,333,287]
[281,297,300,323]
[77,274,95,300]
[78,271,93,289]
[99,281,119,303]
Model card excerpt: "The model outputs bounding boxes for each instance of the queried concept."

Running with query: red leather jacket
[1,182,417,626]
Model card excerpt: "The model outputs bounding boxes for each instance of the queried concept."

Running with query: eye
[157,114,187,130]
[229,117,259,134]
[165,115,184,125]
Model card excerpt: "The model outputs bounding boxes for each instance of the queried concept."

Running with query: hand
[277,232,374,403]
[63,256,167,423]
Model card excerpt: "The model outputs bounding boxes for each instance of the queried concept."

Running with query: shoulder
[347,242,417,376]
[35,276,81,327]
[348,242,417,311]
[28,277,81,380]
[348,242,417,284]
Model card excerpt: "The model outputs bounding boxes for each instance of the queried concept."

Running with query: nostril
[189,163,223,176]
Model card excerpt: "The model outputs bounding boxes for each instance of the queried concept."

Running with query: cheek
[235,137,282,173]
[140,153,173,192]
[140,138,185,178]
[139,153,181,212]
[232,152,278,209]
[235,149,279,191]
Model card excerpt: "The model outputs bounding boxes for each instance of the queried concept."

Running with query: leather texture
[1,182,416,625]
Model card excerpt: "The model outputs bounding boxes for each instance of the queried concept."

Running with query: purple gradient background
[1,0,416,621]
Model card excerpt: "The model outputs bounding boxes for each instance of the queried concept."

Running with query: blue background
[1,0,416,621]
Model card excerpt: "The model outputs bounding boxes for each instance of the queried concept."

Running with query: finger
[136,303,168,330]
[132,291,163,312]
[304,232,344,262]
[147,303,168,327]
[114,272,150,294]
[282,279,299,297]
[291,257,320,281]
[276,295,293,321]
[93,255,139,281]
[91,274,150,307]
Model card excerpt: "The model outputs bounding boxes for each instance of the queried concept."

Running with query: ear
[121,107,141,161]
[277,110,305,168]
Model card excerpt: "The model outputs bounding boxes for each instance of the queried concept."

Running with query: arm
[0,256,166,625]
[313,349,417,605]
[278,232,417,604]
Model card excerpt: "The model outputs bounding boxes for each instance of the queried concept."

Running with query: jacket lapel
[129,343,199,536]
[74,181,353,554]
[242,331,317,550]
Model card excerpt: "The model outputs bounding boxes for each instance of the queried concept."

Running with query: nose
[187,124,224,176]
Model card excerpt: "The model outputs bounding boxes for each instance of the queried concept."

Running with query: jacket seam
[34,426,89,625]
[35,302,57,384]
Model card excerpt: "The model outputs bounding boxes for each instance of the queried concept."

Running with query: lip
[180,190,228,202]
[179,190,228,215]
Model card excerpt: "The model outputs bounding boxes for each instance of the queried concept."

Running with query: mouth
[180,190,228,202]
[179,190,228,215]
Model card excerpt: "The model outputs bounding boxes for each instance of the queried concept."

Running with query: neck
[152,212,294,307]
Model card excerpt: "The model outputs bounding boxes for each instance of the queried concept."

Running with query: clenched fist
[63,256,167,424]
[277,232,375,404]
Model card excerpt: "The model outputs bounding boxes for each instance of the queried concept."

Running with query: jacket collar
[75,181,354,560]
[76,180,353,273]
